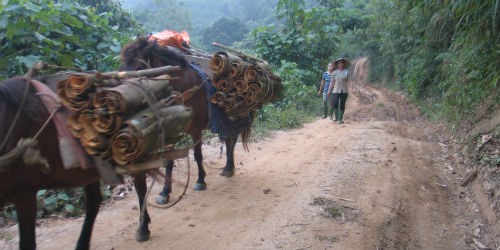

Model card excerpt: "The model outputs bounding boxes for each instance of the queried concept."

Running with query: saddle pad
[30,79,94,170]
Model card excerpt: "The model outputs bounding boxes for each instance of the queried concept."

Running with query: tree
[130,0,192,33]
[201,17,249,51]
[251,0,354,84]
[76,0,142,37]
[0,0,144,79]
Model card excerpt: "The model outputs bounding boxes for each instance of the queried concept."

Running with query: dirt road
[1,58,490,249]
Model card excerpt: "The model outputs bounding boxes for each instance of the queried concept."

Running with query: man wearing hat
[327,58,351,123]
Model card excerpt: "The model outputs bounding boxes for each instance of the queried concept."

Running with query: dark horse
[0,77,102,250]
[0,76,165,248]
[119,38,253,205]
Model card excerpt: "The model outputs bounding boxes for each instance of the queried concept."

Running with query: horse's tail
[240,111,256,151]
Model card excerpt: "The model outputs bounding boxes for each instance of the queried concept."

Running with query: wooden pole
[212,42,268,64]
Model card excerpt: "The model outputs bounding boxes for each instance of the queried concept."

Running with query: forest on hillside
[119,0,278,49]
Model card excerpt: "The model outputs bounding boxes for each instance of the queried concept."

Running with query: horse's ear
[121,37,148,59]
[144,38,157,56]
[137,36,149,48]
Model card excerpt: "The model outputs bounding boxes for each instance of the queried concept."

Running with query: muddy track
[1,58,492,250]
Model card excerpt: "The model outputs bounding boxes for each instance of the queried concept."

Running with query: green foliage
[76,0,142,37]
[1,186,113,221]
[253,60,320,134]
[0,0,143,79]
[272,60,320,111]
[177,0,278,30]
[248,0,364,133]
[122,0,278,48]
[36,189,84,218]
[201,17,249,51]
[250,0,364,85]
[128,0,192,33]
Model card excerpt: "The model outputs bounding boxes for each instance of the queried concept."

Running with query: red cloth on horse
[30,80,94,169]
[149,30,190,50]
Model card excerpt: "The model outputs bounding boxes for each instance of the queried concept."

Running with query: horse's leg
[13,189,37,250]
[220,136,238,177]
[75,181,102,250]
[133,173,151,242]
[155,160,173,205]
[192,130,207,191]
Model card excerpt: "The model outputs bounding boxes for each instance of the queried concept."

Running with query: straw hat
[333,58,350,68]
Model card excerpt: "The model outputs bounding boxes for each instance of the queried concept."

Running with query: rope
[114,76,203,212]
[33,103,61,140]
[125,63,208,210]
[1,61,87,152]
[145,132,204,209]
[0,78,31,152]
[146,153,191,209]
[121,78,167,219]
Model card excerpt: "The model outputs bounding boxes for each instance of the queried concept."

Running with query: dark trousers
[333,93,348,111]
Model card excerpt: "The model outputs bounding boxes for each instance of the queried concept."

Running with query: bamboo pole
[94,78,173,114]
[95,65,181,81]
[212,42,267,64]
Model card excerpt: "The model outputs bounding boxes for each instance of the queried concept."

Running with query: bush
[0,0,143,79]
[252,60,321,136]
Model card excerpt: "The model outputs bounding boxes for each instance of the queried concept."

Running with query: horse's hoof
[155,195,169,205]
[220,169,234,177]
[136,229,150,242]
[193,183,207,191]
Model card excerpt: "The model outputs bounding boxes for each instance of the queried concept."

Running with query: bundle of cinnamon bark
[56,66,192,165]
[209,50,282,120]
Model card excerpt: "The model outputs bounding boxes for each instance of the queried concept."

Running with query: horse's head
[119,36,189,71]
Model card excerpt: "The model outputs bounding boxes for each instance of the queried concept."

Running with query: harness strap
[33,102,61,140]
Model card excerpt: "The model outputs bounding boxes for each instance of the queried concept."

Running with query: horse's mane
[120,37,189,68]
[0,77,46,122]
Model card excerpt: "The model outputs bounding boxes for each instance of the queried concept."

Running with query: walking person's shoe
[332,108,338,122]
[338,110,344,124]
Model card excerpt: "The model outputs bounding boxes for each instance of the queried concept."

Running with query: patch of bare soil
[1,57,497,250]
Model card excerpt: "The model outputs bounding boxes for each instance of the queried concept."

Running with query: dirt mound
[348,58,422,124]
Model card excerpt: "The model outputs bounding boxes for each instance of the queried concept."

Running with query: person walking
[327,58,351,124]
[317,62,335,119]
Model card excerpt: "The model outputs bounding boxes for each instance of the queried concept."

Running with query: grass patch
[325,206,342,217]
[251,105,318,139]
[311,197,360,221]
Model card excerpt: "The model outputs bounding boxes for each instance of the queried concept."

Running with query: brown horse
[0,72,197,247]
[0,77,102,250]
[119,37,253,206]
